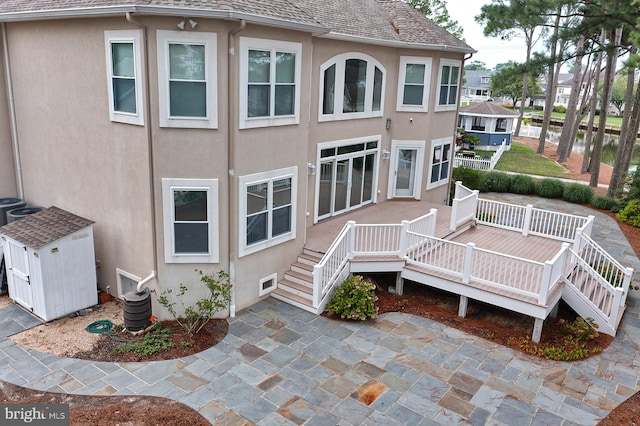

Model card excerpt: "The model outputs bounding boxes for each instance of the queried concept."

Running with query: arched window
[319,53,385,121]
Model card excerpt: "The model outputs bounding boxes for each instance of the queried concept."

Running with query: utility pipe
[227,19,246,317]
[126,12,159,293]
[136,270,157,293]
[2,22,24,199]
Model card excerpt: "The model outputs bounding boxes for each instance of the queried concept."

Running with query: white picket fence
[453,140,508,171]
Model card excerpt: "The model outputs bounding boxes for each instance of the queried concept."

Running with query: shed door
[4,239,33,311]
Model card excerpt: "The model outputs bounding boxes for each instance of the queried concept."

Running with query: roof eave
[0,5,329,35]
[320,32,476,54]
[459,112,519,118]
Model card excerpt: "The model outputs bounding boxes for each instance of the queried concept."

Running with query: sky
[445,0,535,70]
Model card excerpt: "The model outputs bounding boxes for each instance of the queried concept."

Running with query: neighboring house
[461,70,494,104]
[0,0,476,319]
[457,101,519,148]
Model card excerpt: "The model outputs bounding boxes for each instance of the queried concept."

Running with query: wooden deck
[449,225,564,263]
[305,199,452,254]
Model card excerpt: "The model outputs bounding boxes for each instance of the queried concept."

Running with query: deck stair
[273,250,322,312]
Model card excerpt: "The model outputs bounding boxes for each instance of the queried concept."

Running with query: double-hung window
[239,37,301,129]
[239,167,297,257]
[162,178,219,263]
[397,56,432,112]
[428,137,452,189]
[104,30,144,125]
[319,53,385,121]
[436,59,461,112]
[157,30,217,128]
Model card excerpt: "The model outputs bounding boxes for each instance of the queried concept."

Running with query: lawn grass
[494,141,569,178]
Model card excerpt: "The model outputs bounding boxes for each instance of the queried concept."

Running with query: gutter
[320,32,476,55]
[126,12,158,293]
[227,19,246,317]
[0,6,328,35]
[2,23,24,199]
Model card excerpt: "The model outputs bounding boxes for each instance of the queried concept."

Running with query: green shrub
[617,200,640,227]
[590,196,617,211]
[158,270,232,334]
[510,174,535,194]
[535,178,565,198]
[452,167,484,190]
[327,275,378,320]
[534,105,543,111]
[479,171,511,192]
[552,105,567,113]
[562,183,594,204]
[114,324,175,356]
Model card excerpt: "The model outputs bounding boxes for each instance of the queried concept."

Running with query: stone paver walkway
[1,194,639,425]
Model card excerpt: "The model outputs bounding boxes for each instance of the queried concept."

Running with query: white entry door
[389,141,425,199]
[4,238,33,311]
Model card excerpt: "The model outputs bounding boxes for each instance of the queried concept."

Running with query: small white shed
[0,206,97,321]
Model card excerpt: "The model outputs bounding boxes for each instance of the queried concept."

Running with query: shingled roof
[459,101,519,117]
[0,206,94,249]
[0,0,474,53]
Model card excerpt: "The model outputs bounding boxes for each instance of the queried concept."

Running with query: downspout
[126,12,158,293]
[2,22,24,199]
[228,20,245,317]
[445,51,474,206]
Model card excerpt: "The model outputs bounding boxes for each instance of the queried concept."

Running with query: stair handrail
[312,221,355,308]
[566,248,628,329]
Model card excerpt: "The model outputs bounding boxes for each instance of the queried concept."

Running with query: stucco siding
[0,34,16,198]
[5,19,154,297]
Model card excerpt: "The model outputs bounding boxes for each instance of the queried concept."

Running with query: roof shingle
[0,206,94,249]
[0,0,474,52]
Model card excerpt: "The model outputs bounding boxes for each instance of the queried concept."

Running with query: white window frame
[435,59,462,112]
[239,166,297,257]
[157,30,218,129]
[104,30,144,125]
[427,137,453,190]
[396,56,432,112]
[319,52,386,122]
[258,273,278,297]
[162,178,219,263]
[239,37,302,129]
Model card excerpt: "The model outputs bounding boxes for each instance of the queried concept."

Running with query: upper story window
[397,56,432,112]
[320,53,385,121]
[239,167,297,257]
[239,37,301,129]
[436,59,461,112]
[157,30,218,129]
[104,30,144,125]
[162,178,219,263]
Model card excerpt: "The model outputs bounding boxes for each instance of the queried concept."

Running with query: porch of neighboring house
[273,183,633,343]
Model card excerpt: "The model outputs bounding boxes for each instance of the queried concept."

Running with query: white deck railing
[312,211,439,310]
[476,198,593,242]
[573,232,633,290]
[405,233,569,305]
[450,181,479,232]
[310,184,630,335]
[566,249,629,330]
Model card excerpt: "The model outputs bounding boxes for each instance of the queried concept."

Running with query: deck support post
[532,318,544,343]
[549,302,559,319]
[458,296,468,318]
[395,273,404,296]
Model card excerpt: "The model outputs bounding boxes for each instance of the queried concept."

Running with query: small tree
[158,270,232,334]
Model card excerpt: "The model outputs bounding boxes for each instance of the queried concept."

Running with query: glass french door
[317,142,377,221]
